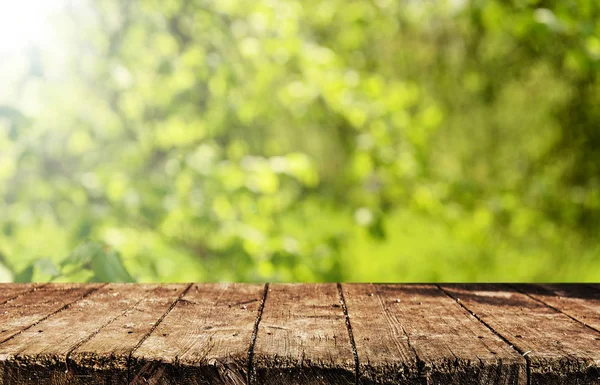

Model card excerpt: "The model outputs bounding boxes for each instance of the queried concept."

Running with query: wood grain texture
[512,284,600,332]
[0,284,44,305]
[252,283,355,385]
[130,283,265,385]
[440,284,600,385]
[70,283,189,385]
[0,284,598,385]
[342,284,525,385]
[0,284,174,385]
[0,284,101,345]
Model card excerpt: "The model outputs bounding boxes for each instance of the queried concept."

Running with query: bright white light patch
[0,0,65,55]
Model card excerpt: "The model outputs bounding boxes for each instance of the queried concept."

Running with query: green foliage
[0,0,599,282]
[9,242,133,282]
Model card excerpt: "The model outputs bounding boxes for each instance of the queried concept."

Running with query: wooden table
[0,284,598,384]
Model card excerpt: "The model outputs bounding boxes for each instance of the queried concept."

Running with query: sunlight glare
[0,0,66,55]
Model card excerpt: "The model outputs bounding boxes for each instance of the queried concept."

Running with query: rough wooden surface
[511,284,600,332]
[70,283,189,385]
[0,283,163,384]
[340,284,419,385]
[252,284,355,385]
[0,283,43,305]
[342,284,526,385]
[0,283,598,385]
[440,284,600,385]
[0,284,101,345]
[131,283,265,385]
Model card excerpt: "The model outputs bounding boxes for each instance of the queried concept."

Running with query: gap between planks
[437,285,532,385]
[337,283,360,385]
[369,284,427,384]
[2,284,594,385]
[0,284,105,346]
[64,296,148,374]
[129,283,532,385]
[1,283,270,385]
[508,284,600,336]
[0,283,48,307]
[125,282,194,384]
[248,283,270,385]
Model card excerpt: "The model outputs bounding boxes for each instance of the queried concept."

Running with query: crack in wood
[248,283,269,385]
[126,282,193,384]
[337,283,360,385]
[0,284,47,307]
[0,284,105,346]
[508,284,600,337]
[64,295,146,375]
[370,284,427,385]
[0,284,598,384]
[436,284,531,385]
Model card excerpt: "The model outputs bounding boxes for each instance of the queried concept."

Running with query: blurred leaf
[62,241,134,282]
[90,248,135,283]
[35,258,60,278]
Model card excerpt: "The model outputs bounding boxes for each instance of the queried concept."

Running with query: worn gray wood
[252,283,355,385]
[130,283,265,385]
[440,284,600,385]
[342,284,525,385]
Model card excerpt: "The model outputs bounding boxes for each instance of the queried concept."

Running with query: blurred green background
[0,0,599,283]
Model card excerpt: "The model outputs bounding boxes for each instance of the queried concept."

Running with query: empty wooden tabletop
[0,284,598,384]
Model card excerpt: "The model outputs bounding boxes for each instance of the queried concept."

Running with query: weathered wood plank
[0,284,101,344]
[0,283,174,385]
[0,284,44,305]
[252,283,355,385]
[440,284,600,385]
[340,284,419,385]
[70,283,189,385]
[512,284,600,332]
[130,283,265,385]
[342,284,525,385]
[0,283,598,385]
